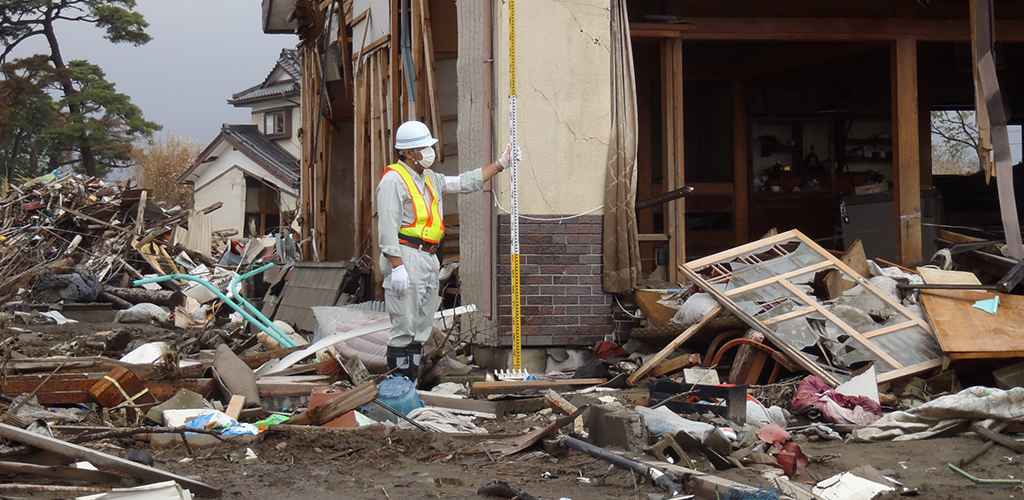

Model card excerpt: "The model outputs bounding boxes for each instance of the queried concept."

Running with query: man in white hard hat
[378,120,510,380]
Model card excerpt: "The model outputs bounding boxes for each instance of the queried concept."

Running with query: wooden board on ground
[470,379,607,396]
[921,289,1024,359]
[418,392,546,418]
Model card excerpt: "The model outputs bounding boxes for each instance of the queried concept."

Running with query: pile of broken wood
[0,171,234,311]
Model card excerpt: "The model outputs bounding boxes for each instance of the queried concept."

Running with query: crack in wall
[552,0,610,52]
[530,83,610,146]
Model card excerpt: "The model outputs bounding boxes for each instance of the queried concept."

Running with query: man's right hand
[389,265,410,292]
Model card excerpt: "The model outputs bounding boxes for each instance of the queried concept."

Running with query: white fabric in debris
[852,386,1024,442]
[401,407,488,434]
[671,293,718,327]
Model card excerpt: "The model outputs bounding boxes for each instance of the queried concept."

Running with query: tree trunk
[42,14,97,176]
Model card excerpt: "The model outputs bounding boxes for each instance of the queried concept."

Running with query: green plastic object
[133,263,296,348]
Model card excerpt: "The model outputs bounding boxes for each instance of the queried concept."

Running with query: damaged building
[260,0,1024,366]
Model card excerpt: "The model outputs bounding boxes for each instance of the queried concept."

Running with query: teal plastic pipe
[227,263,286,341]
[133,266,296,348]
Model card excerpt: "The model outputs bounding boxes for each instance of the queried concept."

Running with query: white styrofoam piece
[837,366,880,403]
[813,472,894,500]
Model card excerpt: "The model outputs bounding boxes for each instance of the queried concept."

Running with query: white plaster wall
[249,97,302,158]
[191,143,298,196]
[493,0,611,215]
[195,167,246,234]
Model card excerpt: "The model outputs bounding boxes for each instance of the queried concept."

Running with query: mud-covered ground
[6,322,1024,499]
[139,427,1024,499]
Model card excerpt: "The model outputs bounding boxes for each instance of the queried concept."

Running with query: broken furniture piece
[681,229,944,386]
[649,379,748,425]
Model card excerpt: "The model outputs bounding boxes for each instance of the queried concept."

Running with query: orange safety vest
[384,162,445,244]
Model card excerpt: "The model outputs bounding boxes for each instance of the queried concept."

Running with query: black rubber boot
[386,342,423,381]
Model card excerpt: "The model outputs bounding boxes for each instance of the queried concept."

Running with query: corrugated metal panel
[275,262,350,332]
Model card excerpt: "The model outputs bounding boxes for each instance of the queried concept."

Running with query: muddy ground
[138,427,1022,499]
[6,321,1024,499]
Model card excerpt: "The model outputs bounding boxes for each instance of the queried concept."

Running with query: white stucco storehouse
[179,49,301,236]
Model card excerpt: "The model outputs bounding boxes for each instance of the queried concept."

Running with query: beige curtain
[602,0,641,293]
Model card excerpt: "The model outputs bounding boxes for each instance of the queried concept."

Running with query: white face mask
[418,146,436,168]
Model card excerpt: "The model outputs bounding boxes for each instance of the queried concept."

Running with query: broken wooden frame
[680,229,945,386]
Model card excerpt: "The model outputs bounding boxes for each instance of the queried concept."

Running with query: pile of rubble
[1,224,1023,499]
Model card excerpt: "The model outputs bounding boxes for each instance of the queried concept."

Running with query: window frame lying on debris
[680,229,946,386]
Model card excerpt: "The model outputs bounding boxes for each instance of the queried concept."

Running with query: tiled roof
[222,124,299,187]
[229,49,301,105]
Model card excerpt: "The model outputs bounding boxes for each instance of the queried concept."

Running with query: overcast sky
[12,1,297,144]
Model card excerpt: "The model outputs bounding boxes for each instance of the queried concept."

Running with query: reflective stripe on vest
[384,162,445,244]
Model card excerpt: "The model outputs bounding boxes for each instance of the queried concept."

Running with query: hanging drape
[602,0,641,293]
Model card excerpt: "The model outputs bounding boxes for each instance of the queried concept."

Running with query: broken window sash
[682,230,946,385]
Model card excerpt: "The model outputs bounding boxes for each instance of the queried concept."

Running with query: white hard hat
[395,120,438,150]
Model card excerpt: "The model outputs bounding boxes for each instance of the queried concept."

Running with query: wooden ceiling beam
[632,18,1024,42]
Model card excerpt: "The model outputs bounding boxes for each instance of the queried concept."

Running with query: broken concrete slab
[213,344,260,407]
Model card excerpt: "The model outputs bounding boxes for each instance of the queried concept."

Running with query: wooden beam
[732,82,749,245]
[0,423,220,497]
[661,38,686,278]
[470,378,608,396]
[627,307,721,385]
[661,39,678,282]
[630,18,1024,42]
[893,39,923,265]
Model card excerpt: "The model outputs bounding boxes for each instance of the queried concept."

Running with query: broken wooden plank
[0,460,122,484]
[225,395,245,419]
[651,353,703,378]
[627,307,721,386]
[470,379,607,396]
[286,380,377,426]
[0,483,112,498]
[972,422,1024,453]
[0,423,220,497]
[543,389,584,435]
[485,406,587,458]
[1,374,214,406]
[417,392,546,418]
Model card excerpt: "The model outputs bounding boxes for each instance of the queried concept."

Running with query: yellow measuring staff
[508,0,523,370]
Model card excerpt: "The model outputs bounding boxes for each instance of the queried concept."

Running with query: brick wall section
[496,214,634,347]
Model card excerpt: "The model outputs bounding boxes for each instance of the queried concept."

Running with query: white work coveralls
[377,162,484,348]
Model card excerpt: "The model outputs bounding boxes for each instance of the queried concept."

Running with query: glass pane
[772,315,895,373]
[728,242,826,288]
[870,325,943,367]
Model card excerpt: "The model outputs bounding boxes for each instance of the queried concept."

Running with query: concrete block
[584,404,648,452]
[645,434,688,464]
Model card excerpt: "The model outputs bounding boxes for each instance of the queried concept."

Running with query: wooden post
[732,81,749,245]
[661,38,685,280]
[457,0,495,321]
[892,39,922,265]
[969,0,995,183]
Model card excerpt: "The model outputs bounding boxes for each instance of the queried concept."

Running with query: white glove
[389,265,409,292]
[498,143,513,169]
